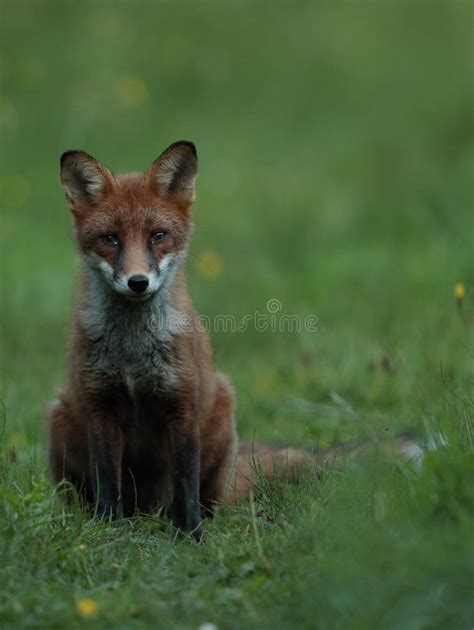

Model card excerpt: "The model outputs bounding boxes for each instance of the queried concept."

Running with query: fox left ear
[60,150,115,211]
[147,141,198,205]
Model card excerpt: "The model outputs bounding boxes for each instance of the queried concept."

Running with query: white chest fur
[80,281,180,393]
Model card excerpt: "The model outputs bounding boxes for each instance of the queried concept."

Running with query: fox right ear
[60,150,114,209]
[147,141,198,205]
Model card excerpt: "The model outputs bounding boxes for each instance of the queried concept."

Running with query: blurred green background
[1,2,473,628]
[1,1,473,445]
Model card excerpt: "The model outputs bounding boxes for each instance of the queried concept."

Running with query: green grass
[1,1,473,628]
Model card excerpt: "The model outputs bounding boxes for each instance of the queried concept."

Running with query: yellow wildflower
[195,251,223,280]
[76,598,98,618]
[454,283,465,301]
[116,75,148,109]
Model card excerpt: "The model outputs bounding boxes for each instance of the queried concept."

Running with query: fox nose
[128,274,149,293]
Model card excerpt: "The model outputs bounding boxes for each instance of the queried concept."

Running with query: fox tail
[226,432,446,503]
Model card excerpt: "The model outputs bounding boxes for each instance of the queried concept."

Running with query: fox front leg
[170,422,203,541]
[88,408,124,520]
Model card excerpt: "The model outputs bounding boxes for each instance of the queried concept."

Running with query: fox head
[60,141,197,301]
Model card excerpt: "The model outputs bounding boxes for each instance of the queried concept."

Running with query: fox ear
[60,150,114,209]
[147,141,198,204]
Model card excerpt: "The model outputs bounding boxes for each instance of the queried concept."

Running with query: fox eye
[151,231,166,245]
[101,235,119,247]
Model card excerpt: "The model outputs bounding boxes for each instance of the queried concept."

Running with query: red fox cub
[48,141,424,539]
